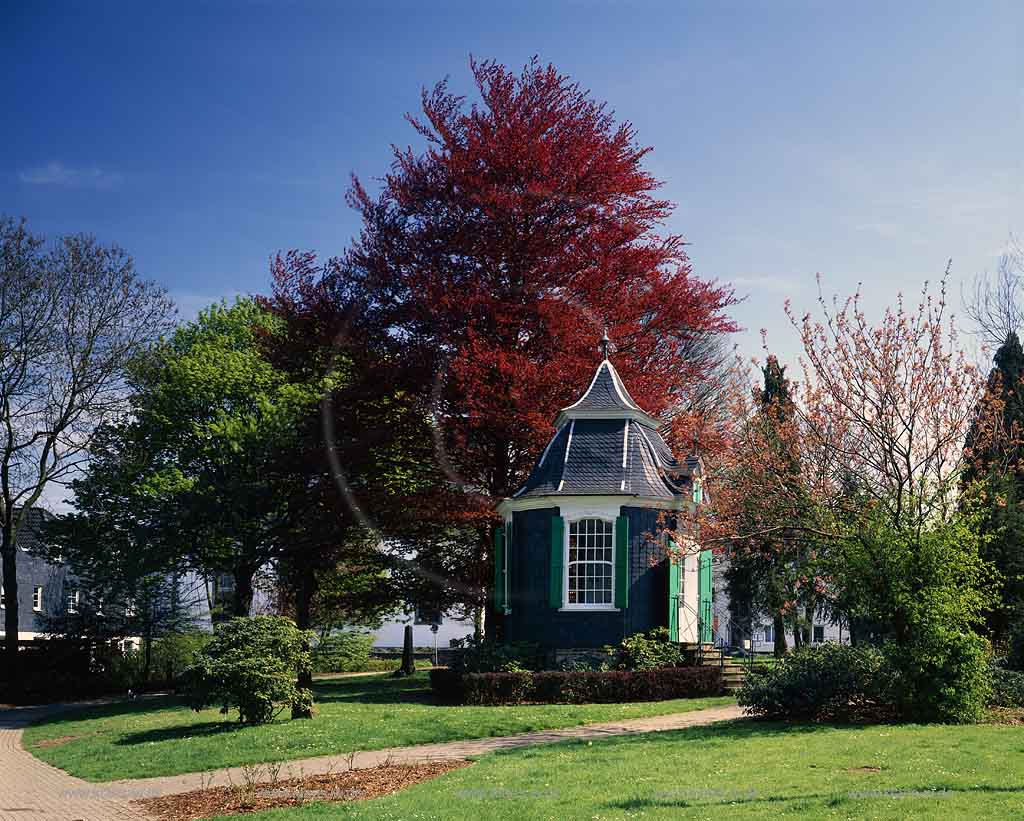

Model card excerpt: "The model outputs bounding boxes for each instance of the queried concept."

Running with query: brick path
[1,701,744,818]
[0,703,145,821]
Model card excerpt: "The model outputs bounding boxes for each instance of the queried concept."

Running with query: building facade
[495,353,712,654]
[0,509,76,639]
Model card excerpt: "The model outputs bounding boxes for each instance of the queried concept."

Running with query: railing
[678,597,755,672]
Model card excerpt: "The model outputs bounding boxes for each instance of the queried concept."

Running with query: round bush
[185,616,314,725]
[738,643,896,722]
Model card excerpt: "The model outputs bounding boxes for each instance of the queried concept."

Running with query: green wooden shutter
[493,526,506,612]
[668,558,681,641]
[698,549,713,643]
[615,515,629,609]
[503,521,512,613]
[549,515,564,608]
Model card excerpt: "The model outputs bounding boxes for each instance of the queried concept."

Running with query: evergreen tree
[965,332,1024,641]
[725,356,813,657]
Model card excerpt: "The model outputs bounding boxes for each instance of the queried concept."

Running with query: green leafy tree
[260,251,473,646]
[53,299,332,622]
[825,509,995,722]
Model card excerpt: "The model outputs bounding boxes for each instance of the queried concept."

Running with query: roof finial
[599,327,611,360]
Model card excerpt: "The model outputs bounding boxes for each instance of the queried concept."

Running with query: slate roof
[554,360,660,428]
[512,358,700,502]
[13,507,56,554]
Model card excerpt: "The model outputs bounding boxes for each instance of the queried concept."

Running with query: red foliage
[345,58,738,502]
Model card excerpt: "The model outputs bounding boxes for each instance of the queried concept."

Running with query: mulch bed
[134,761,472,820]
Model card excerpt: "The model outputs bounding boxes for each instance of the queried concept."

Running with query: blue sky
[4,1,1022,369]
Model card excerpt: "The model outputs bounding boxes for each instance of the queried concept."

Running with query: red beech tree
[344,58,738,634]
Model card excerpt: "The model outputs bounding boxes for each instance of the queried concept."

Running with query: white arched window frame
[563,516,616,610]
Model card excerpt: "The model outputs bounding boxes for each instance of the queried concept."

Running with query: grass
[22,672,734,782]
[204,719,1024,820]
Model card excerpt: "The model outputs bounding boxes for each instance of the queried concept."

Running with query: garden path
[0,701,743,819]
[0,702,145,821]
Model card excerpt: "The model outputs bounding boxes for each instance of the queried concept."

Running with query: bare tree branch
[0,216,175,663]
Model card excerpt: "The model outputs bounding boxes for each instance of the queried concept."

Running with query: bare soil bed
[135,761,471,820]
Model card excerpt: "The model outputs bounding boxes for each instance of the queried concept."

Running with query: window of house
[66,588,79,614]
[813,624,825,643]
[32,586,43,612]
[692,480,703,504]
[763,624,773,643]
[0,585,4,608]
[566,518,614,607]
[218,574,235,592]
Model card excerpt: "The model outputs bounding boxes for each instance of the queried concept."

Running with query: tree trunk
[293,564,316,691]
[232,569,255,617]
[142,634,153,684]
[804,597,816,646]
[473,605,483,642]
[773,613,788,657]
[792,621,803,651]
[2,543,19,674]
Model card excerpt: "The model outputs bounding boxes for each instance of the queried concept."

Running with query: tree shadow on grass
[608,783,1024,813]
[311,675,435,706]
[485,719,827,761]
[113,718,245,746]
[20,695,186,732]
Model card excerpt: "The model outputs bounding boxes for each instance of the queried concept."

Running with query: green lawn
[22,672,734,782]
[207,720,1024,820]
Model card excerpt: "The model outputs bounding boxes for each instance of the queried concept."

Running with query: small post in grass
[394,624,416,677]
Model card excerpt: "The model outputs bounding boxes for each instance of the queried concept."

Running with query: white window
[813,624,825,643]
[692,479,703,504]
[763,624,773,643]
[66,588,79,614]
[566,518,614,608]
[32,586,43,612]
[0,585,4,608]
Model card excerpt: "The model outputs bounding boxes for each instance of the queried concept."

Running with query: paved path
[0,702,145,821]
[1,701,744,818]
[112,703,744,800]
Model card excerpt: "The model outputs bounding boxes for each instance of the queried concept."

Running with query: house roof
[509,357,702,504]
[553,359,661,429]
[14,507,55,554]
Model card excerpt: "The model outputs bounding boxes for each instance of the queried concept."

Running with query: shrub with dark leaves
[990,661,1024,708]
[430,665,722,705]
[738,643,896,723]
[448,635,543,673]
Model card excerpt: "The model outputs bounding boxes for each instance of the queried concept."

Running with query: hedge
[430,665,722,705]
[311,632,375,673]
